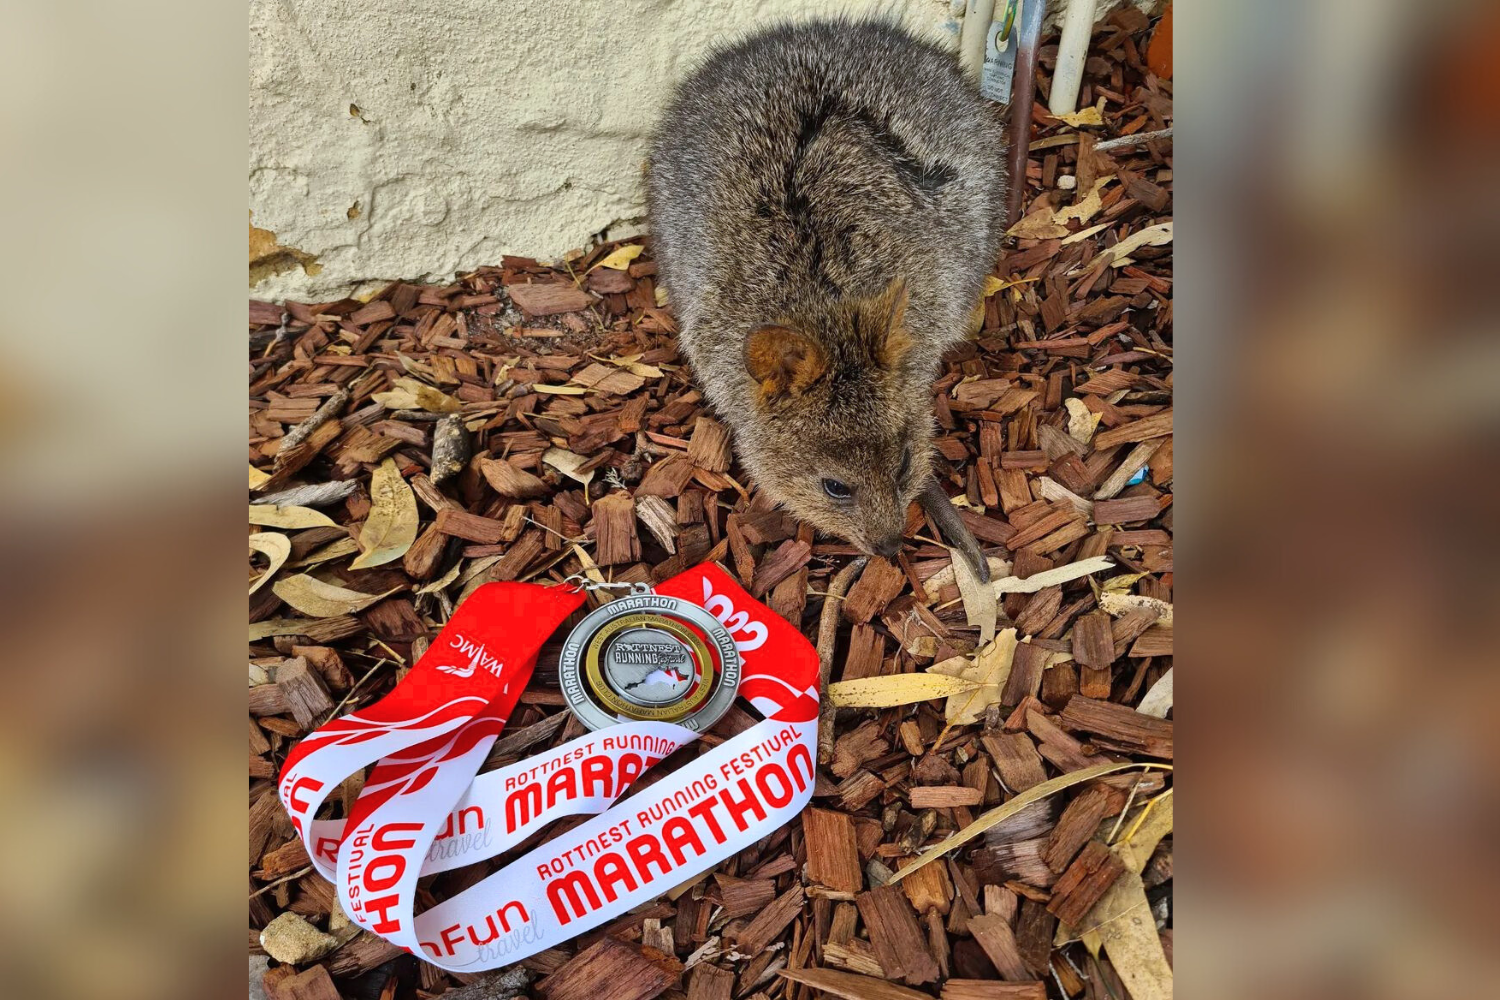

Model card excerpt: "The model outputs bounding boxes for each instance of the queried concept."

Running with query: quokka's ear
[867,277,914,369]
[746,325,827,398]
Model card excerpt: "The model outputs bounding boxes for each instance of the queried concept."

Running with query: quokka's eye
[898,445,912,479]
[822,478,852,500]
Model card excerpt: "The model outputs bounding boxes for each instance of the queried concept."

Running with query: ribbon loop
[276,563,820,971]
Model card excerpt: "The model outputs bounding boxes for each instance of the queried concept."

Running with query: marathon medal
[559,580,741,732]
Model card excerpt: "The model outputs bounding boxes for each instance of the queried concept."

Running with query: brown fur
[647,19,1006,565]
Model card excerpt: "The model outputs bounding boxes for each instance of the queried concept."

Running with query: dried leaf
[396,352,453,383]
[416,558,463,594]
[612,356,664,378]
[887,762,1160,885]
[349,458,418,570]
[982,274,1040,297]
[1098,591,1173,627]
[543,446,596,489]
[1083,871,1173,1000]
[272,575,398,617]
[1135,667,1173,719]
[951,544,998,645]
[1115,791,1173,873]
[590,243,644,271]
[921,555,1011,596]
[248,532,291,595]
[1065,398,1098,443]
[1061,221,1112,246]
[1104,222,1173,268]
[989,555,1114,597]
[1054,104,1105,127]
[1054,176,1115,225]
[249,618,336,641]
[927,629,1018,724]
[1007,211,1070,241]
[455,553,506,604]
[291,537,360,568]
[371,376,462,412]
[249,464,270,488]
[1101,572,1149,593]
[654,286,669,307]
[828,673,982,708]
[1076,795,1174,999]
[249,504,337,529]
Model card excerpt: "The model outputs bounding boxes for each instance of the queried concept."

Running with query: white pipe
[959,0,997,82]
[1049,0,1094,115]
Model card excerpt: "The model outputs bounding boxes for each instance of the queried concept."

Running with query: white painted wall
[248,0,1149,301]
[248,0,951,300]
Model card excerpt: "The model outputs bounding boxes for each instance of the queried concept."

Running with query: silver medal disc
[559,592,741,732]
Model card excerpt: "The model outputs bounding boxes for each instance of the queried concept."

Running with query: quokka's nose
[872,535,903,559]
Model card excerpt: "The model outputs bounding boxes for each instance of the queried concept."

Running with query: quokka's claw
[919,477,991,584]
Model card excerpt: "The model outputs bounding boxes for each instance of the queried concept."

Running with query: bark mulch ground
[249,11,1172,1000]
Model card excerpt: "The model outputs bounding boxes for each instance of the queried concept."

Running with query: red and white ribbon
[277,563,820,971]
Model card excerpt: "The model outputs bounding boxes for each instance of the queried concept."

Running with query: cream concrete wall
[249,0,1148,301]
[249,0,950,300]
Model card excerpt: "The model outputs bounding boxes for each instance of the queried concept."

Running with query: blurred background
[1178,1,1500,997]
[0,0,1496,998]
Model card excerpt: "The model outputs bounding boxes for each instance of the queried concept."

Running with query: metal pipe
[1005,0,1047,227]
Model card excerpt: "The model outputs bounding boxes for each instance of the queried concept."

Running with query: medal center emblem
[560,592,742,732]
[603,627,695,706]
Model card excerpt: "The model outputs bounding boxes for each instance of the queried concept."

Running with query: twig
[276,385,350,461]
[524,514,584,544]
[249,866,312,899]
[816,556,867,766]
[1094,127,1174,153]
[1121,787,1174,843]
[321,657,390,724]
[1106,772,1150,844]
[253,479,360,508]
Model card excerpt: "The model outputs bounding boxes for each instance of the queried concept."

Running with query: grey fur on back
[648,18,1006,382]
[646,17,1006,552]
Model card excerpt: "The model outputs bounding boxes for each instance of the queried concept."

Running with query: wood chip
[1047,839,1126,926]
[940,981,1046,1000]
[686,417,732,472]
[1070,610,1116,669]
[780,967,930,1000]
[842,558,907,623]
[538,936,680,1000]
[1059,695,1174,758]
[480,456,549,498]
[910,785,984,809]
[804,808,863,894]
[732,884,804,956]
[1042,785,1114,872]
[966,912,1030,980]
[1091,409,1172,451]
[433,507,513,544]
[273,657,333,730]
[750,539,812,598]
[856,884,940,985]
[507,282,595,316]
[592,491,641,565]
